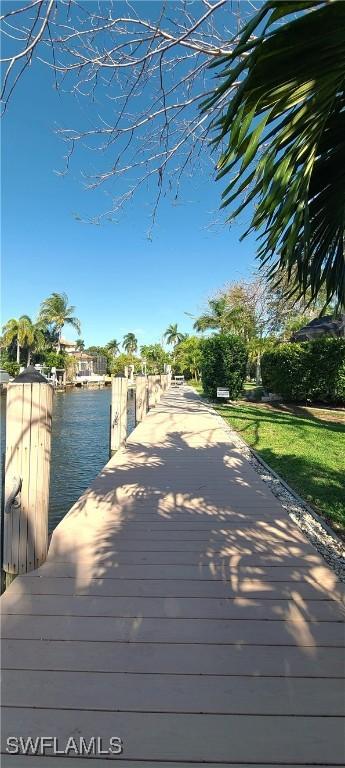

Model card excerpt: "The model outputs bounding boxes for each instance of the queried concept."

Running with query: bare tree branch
[1,0,254,228]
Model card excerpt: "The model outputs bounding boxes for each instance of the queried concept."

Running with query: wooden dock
[1,387,344,766]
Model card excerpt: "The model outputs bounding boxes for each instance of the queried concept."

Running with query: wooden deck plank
[7,575,344,601]
[3,638,344,677]
[2,613,344,645]
[3,669,345,715]
[2,593,344,621]
[23,562,337,581]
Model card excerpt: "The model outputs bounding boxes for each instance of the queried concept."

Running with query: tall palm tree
[2,315,44,365]
[122,333,138,354]
[204,0,345,307]
[38,292,81,351]
[164,323,185,347]
[106,339,120,355]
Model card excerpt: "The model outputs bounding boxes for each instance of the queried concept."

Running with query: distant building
[73,352,96,377]
[59,338,77,354]
[58,340,107,378]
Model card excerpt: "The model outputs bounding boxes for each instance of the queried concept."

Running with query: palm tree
[38,292,81,351]
[204,0,345,307]
[106,339,120,356]
[164,323,185,347]
[2,315,44,365]
[193,297,228,334]
[75,338,85,352]
[122,333,138,354]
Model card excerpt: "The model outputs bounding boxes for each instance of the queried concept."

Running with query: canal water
[1,387,135,532]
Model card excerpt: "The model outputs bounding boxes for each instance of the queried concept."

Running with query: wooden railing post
[3,366,53,580]
[147,375,155,409]
[135,375,147,424]
[156,374,162,404]
[110,376,127,453]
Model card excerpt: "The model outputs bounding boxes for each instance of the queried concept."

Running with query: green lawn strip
[214,401,345,533]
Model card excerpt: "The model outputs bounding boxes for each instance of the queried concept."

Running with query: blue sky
[1,2,257,348]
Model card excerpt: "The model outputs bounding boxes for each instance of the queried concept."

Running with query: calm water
[1,387,135,532]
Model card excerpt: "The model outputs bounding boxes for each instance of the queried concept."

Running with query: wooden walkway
[1,387,344,766]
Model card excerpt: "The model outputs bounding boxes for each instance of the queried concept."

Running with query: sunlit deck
[1,387,344,766]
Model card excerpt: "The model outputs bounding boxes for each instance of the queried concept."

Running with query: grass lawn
[189,381,345,533]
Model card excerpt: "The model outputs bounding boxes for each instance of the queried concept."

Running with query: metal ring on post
[4,475,22,515]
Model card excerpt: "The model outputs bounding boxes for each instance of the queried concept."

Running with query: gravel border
[196,392,345,582]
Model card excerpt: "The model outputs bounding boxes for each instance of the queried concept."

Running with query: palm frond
[204,0,345,307]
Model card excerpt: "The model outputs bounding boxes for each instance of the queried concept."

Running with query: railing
[109,373,170,454]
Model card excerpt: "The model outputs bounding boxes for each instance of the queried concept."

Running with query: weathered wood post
[135,375,147,424]
[110,376,127,453]
[3,366,53,583]
[156,374,162,404]
[147,375,155,409]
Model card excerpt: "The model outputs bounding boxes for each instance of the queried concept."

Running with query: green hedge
[261,338,345,403]
[201,334,248,400]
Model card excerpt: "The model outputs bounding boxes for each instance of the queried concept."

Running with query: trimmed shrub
[261,338,345,403]
[260,343,310,401]
[201,334,248,400]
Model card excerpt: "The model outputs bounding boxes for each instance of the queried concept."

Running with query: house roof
[292,315,345,341]
[72,352,95,360]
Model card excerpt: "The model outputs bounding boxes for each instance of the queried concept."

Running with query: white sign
[217,387,229,399]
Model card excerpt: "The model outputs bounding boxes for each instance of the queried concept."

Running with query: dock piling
[135,375,147,424]
[147,375,155,409]
[3,366,53,581]
[110,376,127,453]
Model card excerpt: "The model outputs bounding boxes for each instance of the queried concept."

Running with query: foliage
[111,353,141,376]
[38,292,81,344]
[75,338,85,351]
[215,401,345,531]
[65,356,77,383]
[1,359,20,377]
[122,333,138,354]
[106,339,120,355]
[140,344,170,374]
[194,285,257,340]
[261,339,345,403]
[1,315,46,365]
[164,324,186,346]
[173,336,202,380]
[204,1,345,306]
[31,350,67,375]
[201,334,248,400]
[266,271,336,338]
[36,351,66,369]
[194,278,272,341]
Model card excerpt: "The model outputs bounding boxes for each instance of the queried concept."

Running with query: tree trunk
[256,352,261,385]
[27,349,31,366]
[57,330,61,353]
[16,342,20,364]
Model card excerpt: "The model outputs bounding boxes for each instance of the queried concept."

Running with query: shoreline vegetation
[190,380,345,535]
